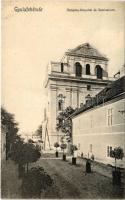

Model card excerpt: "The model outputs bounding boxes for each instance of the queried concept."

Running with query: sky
[2,1,125,134]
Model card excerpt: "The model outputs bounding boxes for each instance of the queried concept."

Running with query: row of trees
[11,138,41,174]
[1,106,41,173]
[1,107,54,198]
[1,107,19,159]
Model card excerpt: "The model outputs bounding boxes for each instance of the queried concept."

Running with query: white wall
[72,96,125,168]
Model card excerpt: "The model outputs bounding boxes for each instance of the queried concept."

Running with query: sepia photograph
[1,0,125,199]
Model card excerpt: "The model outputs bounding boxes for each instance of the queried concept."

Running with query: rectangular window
[110,146,113,157]
[107,108,113,126]
[87,85,91,90]
[107,146,110,157]
[90,144,92,152]
[107,146,113,157]
[61,63,64,72]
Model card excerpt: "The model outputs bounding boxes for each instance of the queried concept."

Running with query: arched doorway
[86,64,90,75]
[75,62,82,77]
[95,65,103,79]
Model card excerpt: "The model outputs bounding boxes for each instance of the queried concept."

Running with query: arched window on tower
[86,64,90,75]
[75,62,82,77]
[95,65,103,79]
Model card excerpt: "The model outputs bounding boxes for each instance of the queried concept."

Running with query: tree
[11,140,41,173]
[110,146,124,169]
[35,124,42,138]
[60,143,67,155]
[110,147,124,185]
[54,142,59,152]
[70,144,78,165]
[1,107,19,159]
[70,144,78,157]
[56,106,75,142]
[23,142,41,172]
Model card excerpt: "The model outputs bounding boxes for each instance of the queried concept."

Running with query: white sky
[2,1,125,134]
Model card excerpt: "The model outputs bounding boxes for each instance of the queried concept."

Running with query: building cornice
[48,74,113,85]
[65,52,108,61]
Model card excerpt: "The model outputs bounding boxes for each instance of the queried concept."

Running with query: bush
[22,167,53,198]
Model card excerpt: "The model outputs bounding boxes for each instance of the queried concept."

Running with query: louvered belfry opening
[95,65,103,79]
[86,64,90,75]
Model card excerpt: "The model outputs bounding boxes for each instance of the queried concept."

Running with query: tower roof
[66,43,108,61]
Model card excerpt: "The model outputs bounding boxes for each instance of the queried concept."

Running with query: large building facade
[43,43,114,149]
[71,76,125,168]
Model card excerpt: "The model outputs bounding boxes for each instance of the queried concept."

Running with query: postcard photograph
[1,0,125,199]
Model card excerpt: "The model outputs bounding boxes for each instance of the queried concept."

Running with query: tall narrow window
[75,62,82,77]
[109,146,113,157]
[107,146,110,157]
[107,108,113,126]
[90,144,92,152]
[58,100,63,111]
[61,63,64,72]
[86,64,90,75]
[95,65,103,79]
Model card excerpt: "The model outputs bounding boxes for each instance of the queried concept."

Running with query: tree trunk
[27,162,29,173]
[115,158,117,171]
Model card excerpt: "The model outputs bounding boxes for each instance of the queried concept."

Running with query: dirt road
[33,157,125,199]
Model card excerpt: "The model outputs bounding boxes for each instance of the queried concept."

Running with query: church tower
[43,43,113,149]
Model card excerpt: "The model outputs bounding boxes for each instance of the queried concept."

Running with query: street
[31,155,125,199]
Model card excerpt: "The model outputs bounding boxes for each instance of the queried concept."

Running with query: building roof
[66,43,108,61]
[71,75,125,118]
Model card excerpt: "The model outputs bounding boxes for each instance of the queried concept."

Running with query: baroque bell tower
[43,43,113,149]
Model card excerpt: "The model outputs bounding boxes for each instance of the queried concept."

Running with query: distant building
[22,132,43,150]
[43,43,114,149]
[71,76,125,168]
